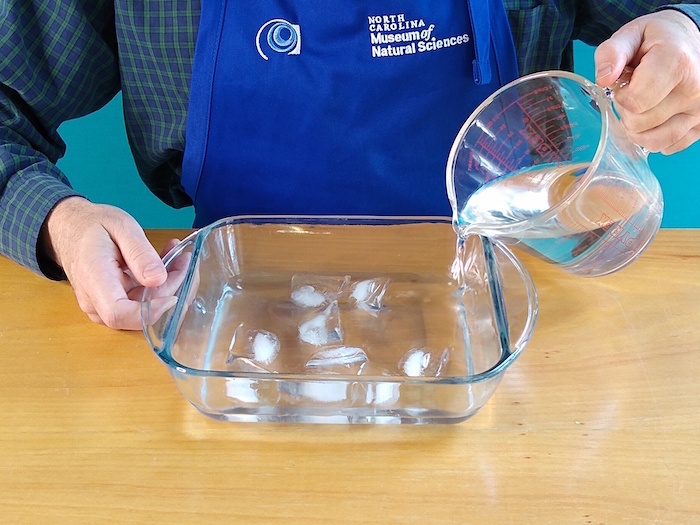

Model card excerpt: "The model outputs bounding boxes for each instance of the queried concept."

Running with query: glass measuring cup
[446,70,663,277]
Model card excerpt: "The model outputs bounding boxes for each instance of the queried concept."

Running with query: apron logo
[368,13,470,58]
[256,19,302,60]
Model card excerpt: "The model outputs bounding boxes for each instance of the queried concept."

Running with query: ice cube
[225,323,246,364]
[226,325,279,368]
[291,274,350,305]
[298,303,342,346]
[227,356,271,373]
[399,348,450,377]
[280,381,349,404]
[350,278,390,315]
[225,377,260,403]
[354,362,399,405]
[362,382,399,406]
[225,373,280,405]
[305,346,368,374]
[250,330,280,365]
[291,285,326,308]
[226,359,280,404]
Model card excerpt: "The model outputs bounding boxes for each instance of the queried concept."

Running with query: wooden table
[1,229,699,524]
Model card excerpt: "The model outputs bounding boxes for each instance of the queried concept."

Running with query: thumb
[105,213,167,288]
[594,22,643,86]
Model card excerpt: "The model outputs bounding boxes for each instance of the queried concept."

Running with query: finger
[127,267,188,302]
[104,216,167,288]
[594,23,643,86]
[85,266,147,330]
[160,238,181,258]
[151,241,190,297]
[614,49,683,115]
[158,267,190,297]
[87,312,103,325]
[625,112,697,153]
[661,123,700,155]
[157,238,188,273]
[118,266,141,292]
[122,239,181,296]
[74,289,98,318]
[168,250,192,273]
[93,293,145,330]
[615,91,687,134]
[141,296,179,326]
[100,297,149,331]
[126,241,191,303]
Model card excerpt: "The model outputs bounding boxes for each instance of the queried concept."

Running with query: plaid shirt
[1,0,699,277]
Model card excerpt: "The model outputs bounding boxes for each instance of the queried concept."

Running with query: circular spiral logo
[256,19,302,60]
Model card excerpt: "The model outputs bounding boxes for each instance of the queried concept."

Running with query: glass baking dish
[142,216,538,424]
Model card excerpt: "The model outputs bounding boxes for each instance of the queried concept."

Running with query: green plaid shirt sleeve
[2,1,700,278]
[0,0,120,277]
[505,1,700,74]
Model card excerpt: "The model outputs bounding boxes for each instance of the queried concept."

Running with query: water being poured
[456,161,654,268]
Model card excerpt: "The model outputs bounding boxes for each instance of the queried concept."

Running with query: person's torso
[111,0,610,211]
[178,0,521,225]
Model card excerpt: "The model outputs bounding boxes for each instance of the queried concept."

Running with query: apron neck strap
[467,0,492,84]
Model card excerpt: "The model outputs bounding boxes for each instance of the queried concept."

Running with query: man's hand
[42,197,179,330]
[595,9,700,154]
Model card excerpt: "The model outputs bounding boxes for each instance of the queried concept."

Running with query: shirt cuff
[0,171,81,279]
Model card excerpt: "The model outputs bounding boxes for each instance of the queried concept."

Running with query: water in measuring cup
[457,161,655,268]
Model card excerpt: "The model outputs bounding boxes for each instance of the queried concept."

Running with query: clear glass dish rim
[142,214,538,385]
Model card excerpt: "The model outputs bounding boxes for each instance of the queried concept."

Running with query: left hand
[595,9,700,154]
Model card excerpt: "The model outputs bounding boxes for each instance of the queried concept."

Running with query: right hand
[595,10,700,153]
[42,197,179,330]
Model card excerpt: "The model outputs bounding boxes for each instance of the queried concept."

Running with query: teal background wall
[56,42,698,228]
[57,99,196,228]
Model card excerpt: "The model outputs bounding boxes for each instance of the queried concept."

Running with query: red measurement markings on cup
[593,185,644,255]
[517,87,568,163]
[473,100,523,181]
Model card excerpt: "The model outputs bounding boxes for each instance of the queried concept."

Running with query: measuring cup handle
[601,67,649,158]
[602,66,634,98]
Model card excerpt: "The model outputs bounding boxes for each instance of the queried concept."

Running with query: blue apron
[182,1,519,227]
